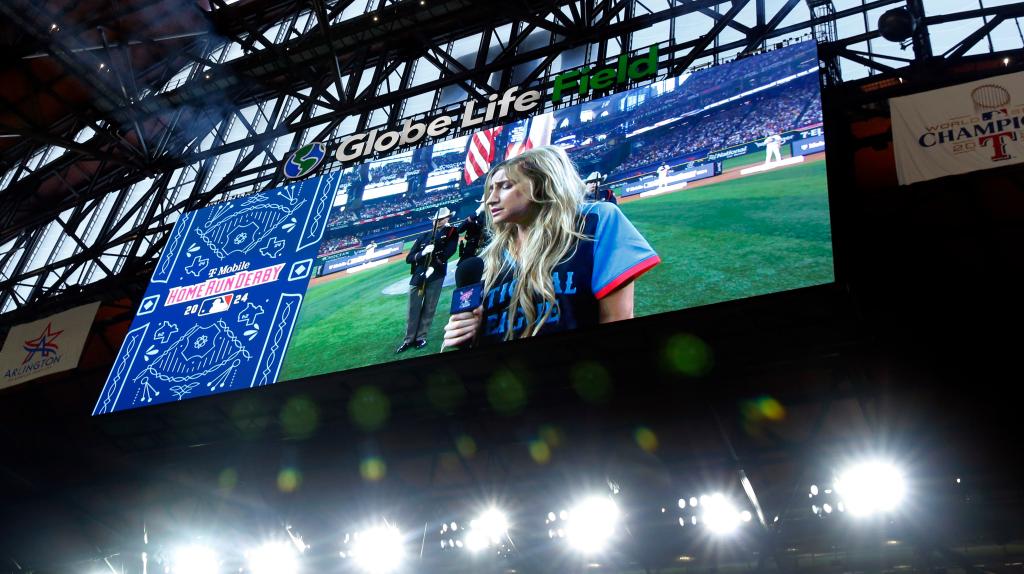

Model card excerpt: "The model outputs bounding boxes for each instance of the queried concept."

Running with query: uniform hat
[584,171,606,183]
[429,206,452,220]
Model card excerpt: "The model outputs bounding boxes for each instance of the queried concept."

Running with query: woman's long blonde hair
[480,145,587,340]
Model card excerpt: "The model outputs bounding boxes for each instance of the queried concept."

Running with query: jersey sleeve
[587,202,661,299]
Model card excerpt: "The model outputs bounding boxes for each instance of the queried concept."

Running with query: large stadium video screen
[277,40,832,382]
[94,41,831,413]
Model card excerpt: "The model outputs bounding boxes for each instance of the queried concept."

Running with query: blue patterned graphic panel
[92,175,336,415]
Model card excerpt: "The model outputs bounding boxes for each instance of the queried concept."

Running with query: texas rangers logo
[916,82,1022,163]
[283,142,327,179]
[22,322,63,364]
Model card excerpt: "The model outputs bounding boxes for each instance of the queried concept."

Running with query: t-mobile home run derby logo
[916,84,1022,162]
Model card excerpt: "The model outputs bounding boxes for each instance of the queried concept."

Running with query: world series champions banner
[891,71,1024,185]
[92,173,338,415]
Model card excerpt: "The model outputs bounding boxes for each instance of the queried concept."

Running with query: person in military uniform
[457,203,487,261]
[584,171,617,204]
[397,206,458,353]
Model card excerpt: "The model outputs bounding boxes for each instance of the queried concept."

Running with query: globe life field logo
[279,43,661,168]
[283,142,327,179]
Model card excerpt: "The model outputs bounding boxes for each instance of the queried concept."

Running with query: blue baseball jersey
[479,202,660,343]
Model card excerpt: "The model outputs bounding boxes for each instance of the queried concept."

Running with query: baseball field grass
[277,157,833,381]
[721,147,793,171]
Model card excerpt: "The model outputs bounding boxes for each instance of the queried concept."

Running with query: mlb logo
[982,108,1008,121]
[450,283,483,314]
[198,294,234,317]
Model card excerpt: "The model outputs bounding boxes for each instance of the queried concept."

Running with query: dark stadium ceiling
[0,3,1022,573]
[0,283,1014,574]
[1,0,1023,321]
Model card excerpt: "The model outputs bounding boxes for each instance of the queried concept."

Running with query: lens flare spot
[634,426,659,453]
[229,397,269,437]
[277,467,302,492]
[529,439,552,464]
[757,396,786,421]
[349,386,391,431]
[217,468,238,492]
[455,434,477,458]
[426,370,466,413]
[360,456,387,482]
[487,370,527,415]
[539,424,564,448]
[741,395,787,427]
[439,452,460,473]
[570,361,612,403]
[280,396,319,438]
[664,334,713,376]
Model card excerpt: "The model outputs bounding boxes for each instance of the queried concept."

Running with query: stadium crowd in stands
[431,151,463,171]
[798,97,821,126]
[318,234,361,257]
[317,187,473,259]
[597,76,822,176]
[667,44,813,104]
[554,43,817,145]
[325,187,467,229]
[368,159,412,184]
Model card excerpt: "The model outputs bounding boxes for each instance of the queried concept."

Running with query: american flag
[464,126,503,185]
[505,112,554,159]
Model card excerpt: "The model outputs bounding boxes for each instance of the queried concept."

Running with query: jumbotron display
[93,174,337,414]
[94,41,831,413]
[277,40,832,381]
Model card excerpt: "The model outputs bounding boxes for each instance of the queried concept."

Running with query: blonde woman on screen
[443,145,660,348]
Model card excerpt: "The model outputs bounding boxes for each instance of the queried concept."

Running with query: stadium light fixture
[246,541,299,574]
[565,496,620,554]
[701,493,742,536]
[171,544,219,574]
[834,460,906,517]
[350,525,404,574]
[465,508,509,552]
[464,529,487,552]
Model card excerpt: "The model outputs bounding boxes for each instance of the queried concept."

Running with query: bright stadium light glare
[171,544,219,574]
[464,529,488,552]
[466,508,509,552]
[246,541,299,574]
[834,460,906,517]
[351,525,404,574]
[565,496,620,554]
[701,493,741,536]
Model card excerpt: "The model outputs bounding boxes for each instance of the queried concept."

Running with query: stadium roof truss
[0,0,1022,321]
